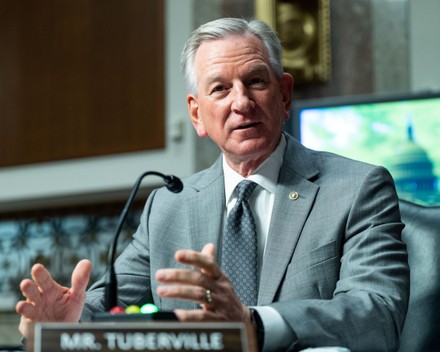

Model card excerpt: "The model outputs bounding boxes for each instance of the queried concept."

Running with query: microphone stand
[94,171,182,321]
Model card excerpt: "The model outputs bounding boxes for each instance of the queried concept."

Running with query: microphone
[104,171,183,312]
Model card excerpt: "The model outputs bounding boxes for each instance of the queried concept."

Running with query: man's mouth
[235,122,258,130]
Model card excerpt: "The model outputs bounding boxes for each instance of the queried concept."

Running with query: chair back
[398,199,440,352]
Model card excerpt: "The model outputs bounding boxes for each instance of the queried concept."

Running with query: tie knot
[236,180,257,202]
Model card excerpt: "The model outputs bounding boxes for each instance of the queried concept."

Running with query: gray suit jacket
[83,134,409,351]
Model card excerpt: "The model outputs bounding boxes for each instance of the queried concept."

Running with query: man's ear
[280,73,294,121]
[187,94,208,138]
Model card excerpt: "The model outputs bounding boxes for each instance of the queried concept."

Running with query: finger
[16,300,36,319]
[174,249,205,265]
[18,315,34,338]
[157,284,208,304]
[200,243,220,278]
[70,259,92,296]
[156,268,210,287]
[19,279,42,303]
[175,247,221,279]
[174,309,216,322]
[31,263,56,293]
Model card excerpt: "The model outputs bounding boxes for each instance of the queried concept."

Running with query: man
[16,18,409,351]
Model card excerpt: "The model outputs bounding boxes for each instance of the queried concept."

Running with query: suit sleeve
[271,166,410,351]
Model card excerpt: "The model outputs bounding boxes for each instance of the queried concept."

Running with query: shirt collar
[223,134,286,203]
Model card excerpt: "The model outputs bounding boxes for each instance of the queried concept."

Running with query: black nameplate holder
[29,321,254,352]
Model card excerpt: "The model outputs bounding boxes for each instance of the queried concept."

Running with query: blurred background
[1,0,439,346]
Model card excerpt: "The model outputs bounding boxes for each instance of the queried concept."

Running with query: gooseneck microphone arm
[104,171,183,311]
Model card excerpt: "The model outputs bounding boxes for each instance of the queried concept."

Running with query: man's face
[187,34,293,170]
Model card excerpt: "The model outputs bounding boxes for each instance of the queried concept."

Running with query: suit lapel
[258,135,320,304]
[186,158,226,258]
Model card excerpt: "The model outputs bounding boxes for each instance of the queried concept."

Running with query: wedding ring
[205,289,213,304]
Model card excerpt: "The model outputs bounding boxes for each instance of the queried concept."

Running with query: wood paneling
[0,0,164,167]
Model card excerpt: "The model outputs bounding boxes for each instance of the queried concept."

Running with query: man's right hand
[15,259,92,338]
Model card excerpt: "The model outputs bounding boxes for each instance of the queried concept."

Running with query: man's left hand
[155,243,251,323]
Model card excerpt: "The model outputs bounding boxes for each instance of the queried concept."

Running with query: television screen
[291,92,440,206]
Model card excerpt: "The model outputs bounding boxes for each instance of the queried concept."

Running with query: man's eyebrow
[203,68,228,87]
[246,64,270,75]
[204,73,223,85]
[204,64,270,86]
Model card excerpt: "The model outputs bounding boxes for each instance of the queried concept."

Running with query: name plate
[30,321,254,352]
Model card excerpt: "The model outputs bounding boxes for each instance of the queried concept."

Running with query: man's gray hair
[180,17,284,95]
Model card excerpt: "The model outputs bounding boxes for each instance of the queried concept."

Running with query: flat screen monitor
[290,91,440,206]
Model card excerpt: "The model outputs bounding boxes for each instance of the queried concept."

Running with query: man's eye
[213,85,225,92]
[248,77,265,86]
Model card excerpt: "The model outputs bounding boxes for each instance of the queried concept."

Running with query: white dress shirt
[222,134,295,351]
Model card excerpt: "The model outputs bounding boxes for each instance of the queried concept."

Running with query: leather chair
[398,199,440,352]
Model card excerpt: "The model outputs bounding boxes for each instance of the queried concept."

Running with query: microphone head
[164,175,183,193]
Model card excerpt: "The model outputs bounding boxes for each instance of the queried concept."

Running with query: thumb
[71,259,92,296]
[201,243,215,257]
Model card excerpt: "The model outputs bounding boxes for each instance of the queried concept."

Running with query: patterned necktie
[222,180,258,306]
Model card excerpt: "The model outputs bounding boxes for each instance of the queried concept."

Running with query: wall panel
[0,0,164,167]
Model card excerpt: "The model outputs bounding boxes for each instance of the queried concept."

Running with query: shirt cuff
[252,305,296,351]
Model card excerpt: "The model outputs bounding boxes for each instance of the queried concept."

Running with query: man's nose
[231,85,255,113]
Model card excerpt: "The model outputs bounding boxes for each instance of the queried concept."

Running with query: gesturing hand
[155,243,251,324]
[15,259,92,338]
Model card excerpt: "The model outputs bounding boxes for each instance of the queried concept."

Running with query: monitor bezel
[288,90,440,141]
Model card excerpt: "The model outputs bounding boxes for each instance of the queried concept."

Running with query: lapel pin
[289,191,299,200]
